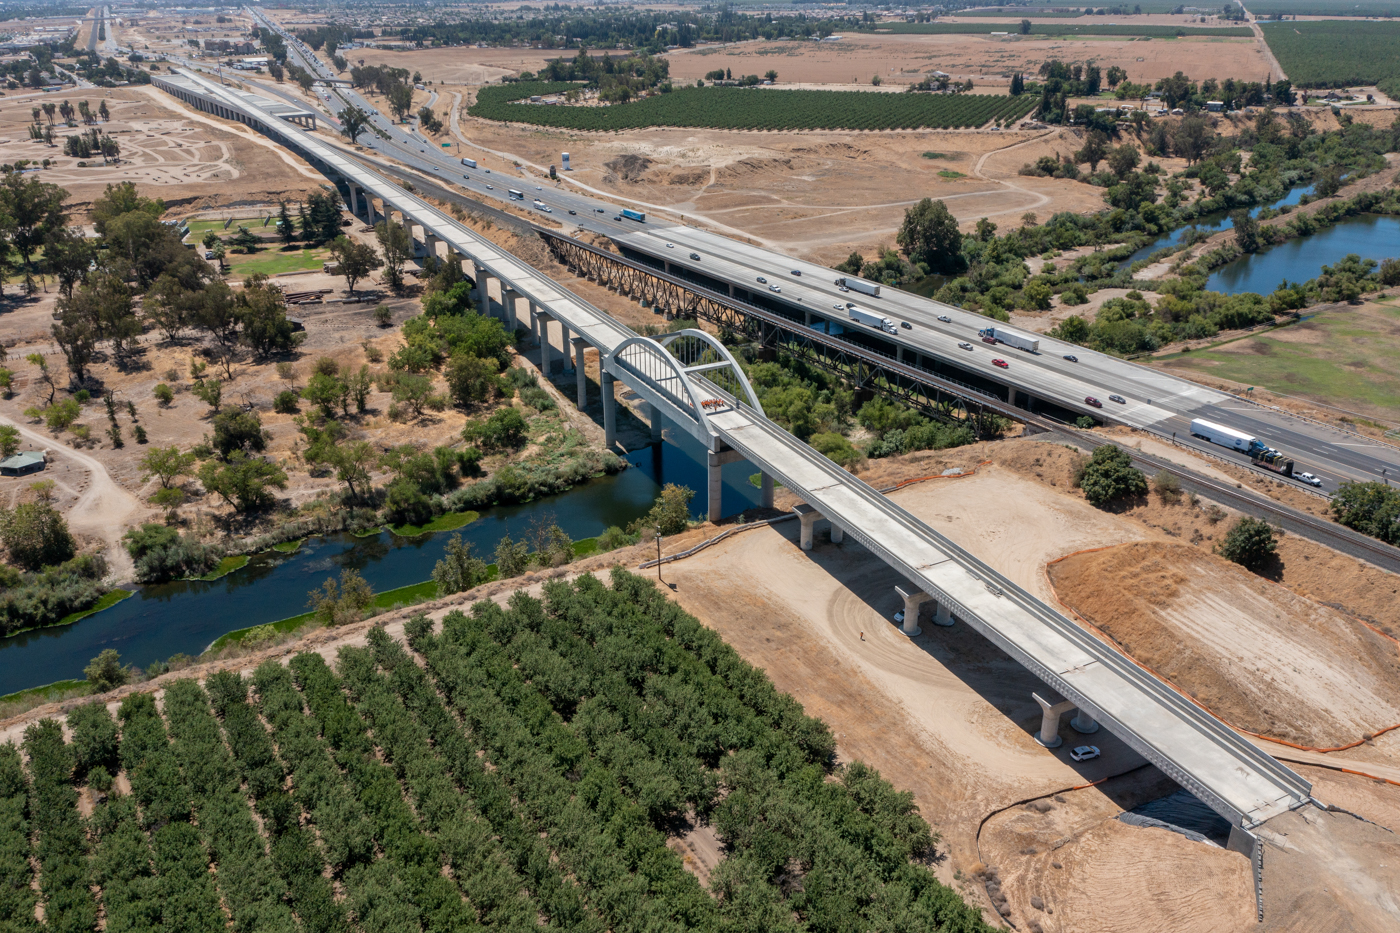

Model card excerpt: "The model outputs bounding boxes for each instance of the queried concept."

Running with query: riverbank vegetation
[2,569,992,933]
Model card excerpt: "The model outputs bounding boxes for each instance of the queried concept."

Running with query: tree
[307,568,373,626]
[1019,18,1032,34]
[338,105,369,144]
[1078,444,1147,506]
[629,483,695,537]
[84,649,129,694]
[463,406,526,449]
[276,201,296,247]
[139,445,196,489]
[0,425,18,459]
[764,69,778,83]
[1052,315,1091,344]
[89,180,163,236]
[432,534,487,595]
[387,83,414,122]
[1329,481,1400,545]
[392,373,444,416]
[198,451,287,512]
[329,440,376,502]
[0,498,76,570]
[1231,209,1260,253]
[896,198,963,274]
[870,74,881,86]
[44,226,96,300]
[230,225,260,254]
[0,170,68,293]
[374,220,411,292]
[445,352,500,408]
[1106,65,1127,88]
[98,100,110,121]
[210,408,266,459]
[1076,130,1110,172]
[49,306,97,386]
[1171,115,1213,165]
[26,353,56,405]
[328,235,382,295]
[494,533,530,578]
[1216,517,1278,572]
[238,274,299,359]
[1107,143,1140,180]
[193,279,241,378]
[302,372,348,418]
[192,378,223,414]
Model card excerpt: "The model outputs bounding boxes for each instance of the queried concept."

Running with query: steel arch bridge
[605,329,763,451]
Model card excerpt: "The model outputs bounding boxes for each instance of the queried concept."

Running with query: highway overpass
[152,69,1314,909]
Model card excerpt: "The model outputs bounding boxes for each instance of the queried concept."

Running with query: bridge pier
[502,287,519,333]
[572,338,589,409]
[424,232,440,262]
[649,403,664,443]
[601,372,617,449]
[1034,691,1077,748]
[895,585,928,637]
[528,302,540,346]
[560,323,574,371]
[706,448,745,523]
[473,262,490,315]
[795,503,844,550]
[760,472,774,509]
[537,314,553,374]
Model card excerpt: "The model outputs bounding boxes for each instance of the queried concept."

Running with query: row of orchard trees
[2,570,994,933]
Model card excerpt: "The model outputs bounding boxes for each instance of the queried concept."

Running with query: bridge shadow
[762,518,1153,787]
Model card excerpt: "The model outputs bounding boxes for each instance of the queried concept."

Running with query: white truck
[836,276,881,297]
[978,326,1039,353]
[1190,418,1262,453]
[848,305,897,335]
[460,157,477,168]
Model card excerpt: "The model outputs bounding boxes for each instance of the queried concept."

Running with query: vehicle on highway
[486,184,493,189]
[613,215,622,221]
[508,188,523,200]
[595,208,604,213]
[1084,396,1102,408]
[937,315,951,323]
[536,186,542,190]
[992,358,1008,368]
[1108,394,1126,404]
[769,284,781,293]
[1297,472,1323,487]
[1069,745,1100,762]
[690,253,701,261]
[833,303,845,311]
[621,208,646,222]
[900,321,912,329]
[838,285,849,293]
[568,209,576,215]
[666,243,673,248]
[791,269,801,276]
[756,276,767,284]
[1063,354,1078,362]
[958,342,973,350]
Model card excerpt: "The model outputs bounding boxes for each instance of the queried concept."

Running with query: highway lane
[245,7,1400,492]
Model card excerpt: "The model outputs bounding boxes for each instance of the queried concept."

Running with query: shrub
[373,305,392,326]
[596,525,636,552]
[0,554,108,637]
[1216,516,1278,572]
[0,499,76,571]
[84,648,129,693]
[519,386,555,411]
[1330,480,1400,545]
[1153,469,1181,503]
[628,483,695,536]
[133,424,148,444]
[153,383,174,406]
[810,431,864,470]
[123,523,219,583]
[382,477,433,528]
[273,390,300,414]
[275,361,296,380]
[1079,444,1147,506]
[306,568,373,626]
[432,534,487,595]
[463,407,528,451]
[1075,415,1096,429]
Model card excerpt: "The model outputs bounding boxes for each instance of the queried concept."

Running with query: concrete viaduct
[154,67,1314,914]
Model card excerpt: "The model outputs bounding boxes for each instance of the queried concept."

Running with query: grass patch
[223,247,330,278]
[921,151,947,159]
[388,510,479,538]
[352,525,386,538]
[209,580,442,652]
[57,588,133,626]
[194,555,250,582]
[938,169,967,179]
[0,679,90,710]
[572,537,598,557]
[271,539,303,553]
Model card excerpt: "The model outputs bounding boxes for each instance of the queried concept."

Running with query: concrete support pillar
[529,302,540,346]
[707,450,724,524]
[760,472,775,509]
[572,338,589,410]
[560,324,573,370]
[895,586,929,637]
[538,314,552,375]
[795,504,820,551]
[502,288,519,333]
[831,524,844,545]
[601,372,617,449]
[474,262,490,315]
[401,213,417,257]
[1033,691,1077,749]
[934,600,954,627]
[1071,710,1100,734]
[650,403,664,443]
[424,232,440,262]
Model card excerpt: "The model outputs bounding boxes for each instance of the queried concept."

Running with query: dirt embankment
[1049,542,1400,748]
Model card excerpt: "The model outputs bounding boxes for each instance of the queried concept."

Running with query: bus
[620,208,646,222]
[507,188,524,200]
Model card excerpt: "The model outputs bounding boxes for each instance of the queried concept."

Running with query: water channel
[1205,213,1400,295]
[0,431,762,697]
[1118,184,1314,270]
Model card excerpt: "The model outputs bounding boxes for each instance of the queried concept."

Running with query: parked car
[958,342,973,350]
[1063,354,1078,362]
[1297,472,1323,487]
[937,315,952,323]
[1084,396,1102,408]
[1070,745,1100,762]
[1109,394,1126,404]
[992,358,1008,368]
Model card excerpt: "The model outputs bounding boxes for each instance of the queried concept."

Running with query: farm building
[0,451,46,477]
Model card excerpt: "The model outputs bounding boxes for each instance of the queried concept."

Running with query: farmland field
[3,571,993,933]
[471,82,1038,131]
[877,22,1254,36]
[1260,20,1400,92]
[1248,0,1400,14]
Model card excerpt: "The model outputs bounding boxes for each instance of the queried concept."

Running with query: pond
[0,430,762,697]
[1205,214,1400,295]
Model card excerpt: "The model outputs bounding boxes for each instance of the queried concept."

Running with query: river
[1205,214,1400,295]
[0,432,761,696]
[1119,185,1315,270]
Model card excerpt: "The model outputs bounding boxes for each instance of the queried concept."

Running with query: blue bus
[620,208,645,222]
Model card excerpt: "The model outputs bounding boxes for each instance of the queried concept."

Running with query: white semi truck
[835,276,881,297]
[977,326,1039,353]
[1190,419,1261,453]
[460,157,478,168]
[848,305,897,334]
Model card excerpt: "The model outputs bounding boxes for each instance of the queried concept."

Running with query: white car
[1069,745,1100,762]
[833,303,845,311]
[937,315,951,323]
[958,342,974,351]
[666,242,673,248]
[769,284,781,293]
[1297,472,1322,487]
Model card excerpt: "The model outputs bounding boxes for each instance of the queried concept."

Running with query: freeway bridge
[153,66,1317,914]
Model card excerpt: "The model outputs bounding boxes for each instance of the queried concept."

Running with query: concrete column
[760,472,774,509]
[572,338,589,409]
[538,314,552,374]
[794,504,820,551]
[1071,710,1100,734]
[473,262,489,315]
[529,302,540,346]
[558,324,572,370]
[424,232,439,262]
[830,524,844,545]
[895,586,928,637]
[400,213,416,257]
[707,450,725,523]
[649,403,664,443]
[502,287,519,333]
[601,372,616,449]
[1033,691,1077,749]
[934,600,954,627]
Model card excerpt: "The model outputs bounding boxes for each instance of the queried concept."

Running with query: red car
[1084,396,1102,408]
[992,358,1008,368]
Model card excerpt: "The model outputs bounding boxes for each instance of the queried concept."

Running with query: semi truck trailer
[620,208,646,222]
[977,326,1039,353]
[1189,418,1259,453]
[460,157,478,168]
[835,276,881,297]
[848,306,897,334]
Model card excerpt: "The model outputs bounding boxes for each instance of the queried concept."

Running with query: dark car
[900,321,912,330]
[1084,396,1102,408]
[689,252,701,261]
[791,269,801,276]
[1063,354,1078,362]
[1109,394,1126,404]
[613,215,621,221]
[568,209,577,215]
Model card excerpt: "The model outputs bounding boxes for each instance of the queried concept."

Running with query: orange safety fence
[1043,544,1400,755]
[879,459,994,493]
